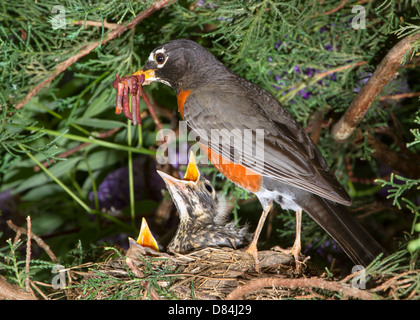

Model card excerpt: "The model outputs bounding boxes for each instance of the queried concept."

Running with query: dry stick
[378,91,420,101]
[139,87,167,144]
[323,0,348,15]
[139,87,164,134]
[282,61,366,106]
[356,0,372,4]
[331,32,420,143]
[6,220,58,262]
[315,61,366,80]
[366,133,420,179]
[34,143,89,172]
[29,281,49,300]
[225,277,376,300]
[307,110,325,145]
[15,0,176,110]
[34,127,121,172]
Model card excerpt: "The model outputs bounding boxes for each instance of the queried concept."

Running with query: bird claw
[272,245,309,272]
[112,73,145,126]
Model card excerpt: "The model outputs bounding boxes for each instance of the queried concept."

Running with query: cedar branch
[15,0,176,110]
[25,216,32,293]
[332,33,420,143]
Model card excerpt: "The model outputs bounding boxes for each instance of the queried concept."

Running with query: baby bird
[157,152,250,254]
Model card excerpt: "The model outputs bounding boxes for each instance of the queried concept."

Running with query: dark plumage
[138,39,385,267]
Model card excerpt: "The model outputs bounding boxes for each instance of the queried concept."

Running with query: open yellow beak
[132,68,156,85]
[136,217,159,252]
[184,151,200,182]
[157,151,200,188]
[156,151,201,199]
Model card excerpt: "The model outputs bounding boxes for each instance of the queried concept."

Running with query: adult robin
[133,39,385,268]
[157,152,250,254]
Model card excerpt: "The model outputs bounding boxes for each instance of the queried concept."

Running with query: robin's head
[134,39,227,93]
[157,152,225,227]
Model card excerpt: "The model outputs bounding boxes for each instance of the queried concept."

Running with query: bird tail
[299,195,386,267]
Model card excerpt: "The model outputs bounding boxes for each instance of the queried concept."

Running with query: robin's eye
[155,52,166,65]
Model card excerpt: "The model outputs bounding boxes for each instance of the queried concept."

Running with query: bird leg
[273,210,307,270]
[246,201,273,272]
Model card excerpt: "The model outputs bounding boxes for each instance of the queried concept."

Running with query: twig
[378,91,420,101]
[284,61,367,102]
[126,257,161,300]
[7,220,58,262]
[370,270,419,293]
[71,20,119,30]
[140,88,163,133]
[30,281,49,300]
[225,277,377,300]
[126,257,144,278]
[323,0,348,15]
[34,127,121,172]
[332,33,420,143]
[25,216,32,293]
[139,87,165,140]
[345,157,385,185]
[15,0,176,110]
[314,61,367,80]
[307,110,325,145]
[365,133,420,179]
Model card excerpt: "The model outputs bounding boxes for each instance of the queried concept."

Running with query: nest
[59,239,420,300]
[67,238,333,300]
[127,239,298,299]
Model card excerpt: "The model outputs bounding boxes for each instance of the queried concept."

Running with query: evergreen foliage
[0,0,419,299]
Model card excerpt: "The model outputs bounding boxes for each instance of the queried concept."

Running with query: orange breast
[177,89,191,119]
[176,89,261,192]
[199,143,262,193]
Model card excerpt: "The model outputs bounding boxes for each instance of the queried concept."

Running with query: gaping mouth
[136,217,159,252]
[132,68,156,85]
[156,152,201,197]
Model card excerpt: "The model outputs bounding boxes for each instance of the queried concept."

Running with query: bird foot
[245,243,261,273]
[272,244,308,272]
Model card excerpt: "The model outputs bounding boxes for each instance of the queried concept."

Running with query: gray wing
[183,83,351,206]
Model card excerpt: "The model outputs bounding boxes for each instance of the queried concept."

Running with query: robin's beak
[132,68,156,85]
[136,217,159,251]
